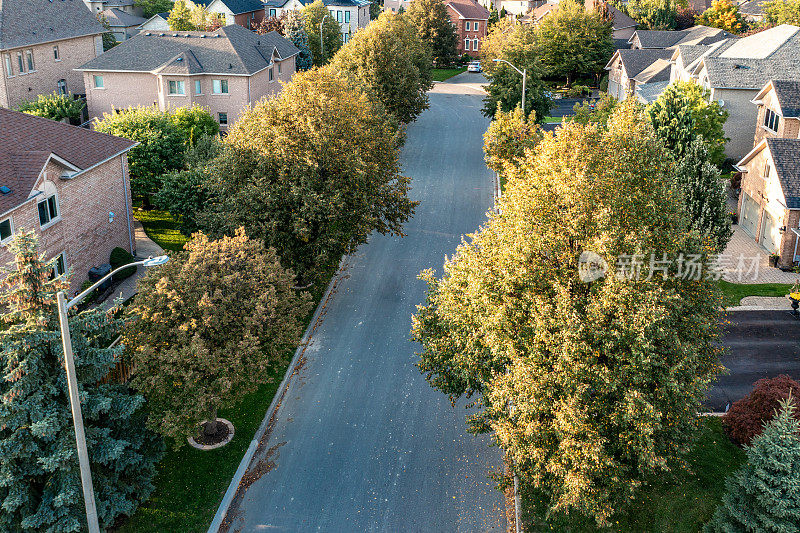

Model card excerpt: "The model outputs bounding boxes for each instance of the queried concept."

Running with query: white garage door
[740,193,759,238]
[760,210,780,254]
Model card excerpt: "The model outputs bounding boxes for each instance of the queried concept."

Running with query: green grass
[432,67,467,81]
[717,280,794,307]
[134,208,189,252]
[543,116,564,124]
[116,273,334,533]
[520,417,746,532]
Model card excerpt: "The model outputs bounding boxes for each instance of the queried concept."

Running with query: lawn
[432,67,467,81]
[543,116,563,124]
[134,208,189,252]
[717,280,795,307]
[115,271,335,532]
[520,417,746,532]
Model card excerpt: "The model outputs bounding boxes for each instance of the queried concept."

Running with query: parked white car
[467,61,482,73]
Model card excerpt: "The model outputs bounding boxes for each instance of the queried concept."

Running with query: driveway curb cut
[207,256,348,533]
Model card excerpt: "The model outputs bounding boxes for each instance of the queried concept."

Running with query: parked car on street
[467,60,481,73]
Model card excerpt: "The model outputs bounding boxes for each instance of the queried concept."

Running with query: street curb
[207,257,348,533]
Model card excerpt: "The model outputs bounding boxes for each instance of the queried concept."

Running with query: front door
[740,193,759,238]
[760,209,780,253]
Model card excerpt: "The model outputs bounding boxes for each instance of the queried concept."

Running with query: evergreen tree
[648,90,696,159]
[0,231,162,532]
[406,0,459,66]
[705,397,800,532]
[674,139,733,252]
[283,10,314,70]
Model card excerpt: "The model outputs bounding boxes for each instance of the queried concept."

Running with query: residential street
[218,73,505,532]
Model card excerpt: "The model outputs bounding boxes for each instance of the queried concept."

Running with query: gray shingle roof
[633,57,671,83]
[77,24,298,75]
[767,138,800,208]
[0,0,105,50]
[772,79,800,117]
[633,25,732,49]
[617,48,673,77]
[609,5,636,30]
[738,0,767,15]
[675,44,710,66]
[101,7,146,27]
[635,80,670,104]
[217,0,264,14]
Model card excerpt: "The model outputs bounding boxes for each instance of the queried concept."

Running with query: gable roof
[633,57,671,83]
[0,108,135,215]
[771,79,800,117]
[606,48,673,77]
[77,24,299,75]
[445,0,490,20]
[608,4,636,30]
[768,138,800,208]
[630,25,733,49]
[212,0,264,14]
[101,7,147,28]
[0,0,105,50]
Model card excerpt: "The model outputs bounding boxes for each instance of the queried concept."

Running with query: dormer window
[764,107,780,132]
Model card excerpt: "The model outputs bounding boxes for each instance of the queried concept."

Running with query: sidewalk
[94,220,164,309]
[719,226,799,284]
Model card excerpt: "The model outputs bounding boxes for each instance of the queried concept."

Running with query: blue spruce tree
[284,10,313,70]
[705,396,800,532]
[0,231,162,531]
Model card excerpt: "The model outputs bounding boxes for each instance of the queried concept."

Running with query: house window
[3,54,12,77]
[212,79,228,94]
[195,80,202,94]
[218,112,228,125]
[269,67,274,81]
[278,62,282,74]
[764,107,780,132]
[93,74,104,88]
[38,193,60,227]
[464,38,470,50]
[57,79,67,95]
[0,217,12,243]
[473,38,478,50]
[49,253,66,279]
[345,10,350,22]
[765,159,772,178]
[466,21,471,30]
[337,10,343,22]
[269,7,276,16]
[16,52,25,73]
[343,33,349,43]
[53,46,60,61]
[168,80,185,95]
[474,21,479,32]
[25,50,34,71]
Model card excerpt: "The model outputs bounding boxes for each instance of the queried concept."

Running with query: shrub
[722,374,800,446]
[110,246,137,282]
[17,92,85,122]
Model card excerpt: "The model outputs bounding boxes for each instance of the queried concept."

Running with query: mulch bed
[195,421,231,446]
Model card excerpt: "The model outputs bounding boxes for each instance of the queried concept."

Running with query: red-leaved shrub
[722,375,800,446]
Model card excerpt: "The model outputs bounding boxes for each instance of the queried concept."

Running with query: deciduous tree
[480,20,551,122]
[483,107,541,179]
[189,67,416,284]
[0,232,162,531]
[135,0,174,18]
[763,0,800,25]
[171,105,220,145]
[705,398,800,532]
[126,229,310,446]
[17,92,85,122]
[304,0,342,65]
[535,0,613,86]
[253,14,286,34]
[405,0,459,66]
[332,11,433,123]
[283,9,314,70]
[412,101,721,527]
[167,0,194,30]
[696,0,745,33]
[627,0,679,29]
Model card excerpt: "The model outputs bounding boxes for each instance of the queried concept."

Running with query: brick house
[187,0,266,29]
[0,108,136,291]
[262,0,370,44]
[445,0,489,58]
[76,25,299,130]
[736,79,800,267]
[0,0,106,109]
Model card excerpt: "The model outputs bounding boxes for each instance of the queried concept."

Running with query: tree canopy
[405,0,459,66]
[331,11,433,123]
[283,10,314,70]
[135,0,174,19]
[412,101,721,527]
[17,92,85,122]
[695,0,745,33]
[0,232,162,531]
[627,0,680,29]
[762,0,800,25]
[304,0,343,65]
[480,19,551,122]
[534,0,613,85]
[125,229,310,445]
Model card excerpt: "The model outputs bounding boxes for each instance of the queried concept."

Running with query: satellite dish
[718,99,725,107]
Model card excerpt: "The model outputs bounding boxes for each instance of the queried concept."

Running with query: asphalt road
[220,73,505,532]
[706,309,800,411]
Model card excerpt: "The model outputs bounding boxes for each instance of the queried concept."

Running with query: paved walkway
[719,226,799,284]
[728,296,794,311]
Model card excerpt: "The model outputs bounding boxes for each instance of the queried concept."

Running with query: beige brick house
[77,24,299,129]
[0,0,106,109]
[736,79,800,268]
[0,108,136,291]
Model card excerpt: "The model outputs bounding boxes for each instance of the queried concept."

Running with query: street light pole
[320,13,329,60]
[56,255,168,533]
[492,58,526,119]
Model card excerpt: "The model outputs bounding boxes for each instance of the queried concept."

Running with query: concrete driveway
[216,77,504,531]
[706,310,800,411]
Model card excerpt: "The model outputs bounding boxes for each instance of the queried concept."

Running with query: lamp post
[492,58,526,120]
[56,255,169,533]
[320,13,330,61]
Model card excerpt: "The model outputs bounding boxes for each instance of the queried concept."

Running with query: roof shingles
[0,0,106,50]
